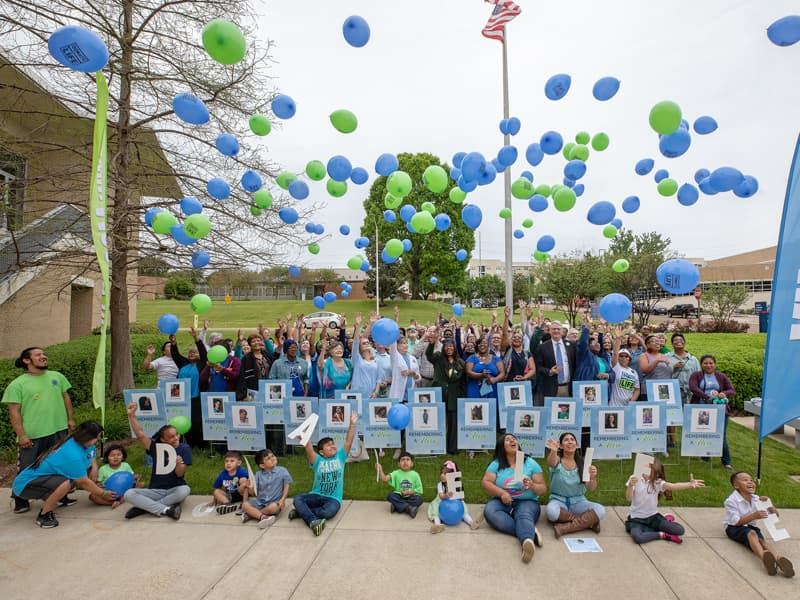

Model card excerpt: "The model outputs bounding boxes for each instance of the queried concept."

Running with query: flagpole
[501,26,513,311]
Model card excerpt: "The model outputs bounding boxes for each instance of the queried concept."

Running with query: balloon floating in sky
[342,15,371,47]
[734,176,759,198]
[215,133,239,157]
[423,165,448,194]
[592,76,620,101]
[375,153,399,176]
[649,100,682,135]
[180,197,202,216]
[659,129,691,158]
[207,178,230,200]
[241,170,262,193]
[288,265,301,276]
[452,303,464,317]
[202,19,247,65]
[157,313,180,336]
[612,259,630,273]
[184,214,211,239]
[249,114,271,136]
[540,131,563,155]
[144,208,163,227]
[635,158,655,176]
[506,117,521,135]
[656,259,700,295]
[350,167,369,185]
[278,207,298,224]
[313,296,326,310]
[709,167,744,192]
[525,143,544,166]
[327,155,353,182]
[48,25,109,72]
[190,294,213,314]
[598,293,632,323]
[693,116,718,135]
[288,179,309,200]
[330,109,358,133]
[677,183,699,206]
[191,250,210,268]
[536,235,555,253]
[767,15,800,46]
[253,189,272,209]
[339,224,350,235]
[372,318,400,346]
[461,204,482,230]
[271,94,296,119]
[173,93,210,125]
[587,201,616,226]
[456,249,467,261]
[545,73,571,100]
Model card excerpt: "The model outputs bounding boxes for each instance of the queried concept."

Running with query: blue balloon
[679,119,690,131]
[387,403,410,430]
[402,239,412,252]
[507,117,521,135]
[694,168,711,184]
[698,177,718,195]
[171,224,197,245]
[324,291,337,303]
[592,76,620,101]
[430,276,438,285]
[145,207,163,226]
[497,145,518,167]
[709,167,743,192]
[288,179,309,200]
[191,250,210,268]
[375,153,399,176]
[399,204,416,222]
[207,178,230,200]
[536,235,555,253]
[452,303,465,317]
[477,162,497,186]
[693,116,718,135]
[180,197,202,216]
[327,155,353,182]
[48,25,109,73]
[458,176,478,193]
[215,133,239,157]
[382,248,399,263]
[278,207,298,224]
[383,210,396,223]
[340,281,348,289]
[339,224,351,235]
[587,201,616,225]
[677,183,699,206]
[733,176,759,198]
[342,15,370,47]
[434,213,451,231]
[103,471,135,498]
[598,293,632,323]
[355,236,370,249]
[767,15,800,47]
[563,177,575,188]
[405,222,416,234]
[359,259,370,272]
[373,318,400,346]
[659,129,692,158]
[490,158,505,173]
[540,131,563,155]
[525,143,544,166]
[622,195,640,214]
[610,218,623,229]
[656,259,700,295]
[304,223,316,234]
[271,94,296,119]
[312,296,326,310]
[460,152,486,182]
[520,170,534,182]
[172,93,210,125]
[157,313,180,335]
[456,249,468,261]
[341,290,350,298]
[350,167,369,185]
[450,167,462,181]
[452,152,466,168]
[564,160,587,180]
[545,73,571,100]
[499,119,510,135]
[439,498,465,525]
[635,158,655,176]
[288,265,301,276]
[528,194,548,212]
[461,204,482,230]
[241,170,263,193]
[654,169,669,183]
[315,224,325,235]
[573,184,585,197]
[513,229,524,239]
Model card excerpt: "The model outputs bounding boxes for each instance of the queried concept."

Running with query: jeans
[124,485,191,515]
[292,493,340,525]
[484,497,540,545]
[722,413,731,465]
[387,492,423,513]
[14,430,68,498]
[545,498,606,521]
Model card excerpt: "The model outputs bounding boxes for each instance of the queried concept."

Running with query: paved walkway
[0,495,796,600]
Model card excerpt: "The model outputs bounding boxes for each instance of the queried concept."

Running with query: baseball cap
[618,349,632,357]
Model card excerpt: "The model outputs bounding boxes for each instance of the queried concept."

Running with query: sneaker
[664,514,675,522]
[777,556,795,578]
[35,510,59,529]
[430,524,446,534]
[235,506,244,515]
[13,497,30,514]
[215,502,239,515]
[521,538,535,563]
[163,504,182,521]
[258,515,276,530]
[59,495,78,507]
[241,512,251,524]
[408,505,419,519]
[763,551,778,575]
[662,533,682,544]
[392,448,401,460]
[125,507,147,519]
[378,449,385,457]
[534,527,543,547]
[468,451,475,459]
[389,504,396,514]
[723,463,734,472]
[310,518,326,537]
[287,508,298,520]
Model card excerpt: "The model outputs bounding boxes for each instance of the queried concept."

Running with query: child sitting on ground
[240,449,292,529]
[90,444,141,508]
[376,451,423,518]
[625,459,704,544]
[210,451,249,514]
[428,459,483,533]
[723,471,794,577]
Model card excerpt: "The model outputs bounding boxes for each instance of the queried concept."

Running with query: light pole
[374,220,380,316]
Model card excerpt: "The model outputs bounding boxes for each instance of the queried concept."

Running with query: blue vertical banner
[681,404,725,457]
[647,379,683,426]
[260,379,289,424]
[572,380,607,427]
[364,398,401,449]
[225,401,265,451]
[509,407,547,457]
[318,399,357,450]
[760,135,800,439]
[159,378,191,421]
[406,403,446,455]
[124,389,165,438]
[457,397,497,450]
[590,406,632,459]
[544,397,582,447]
[283,397,319,447]
[630,402,667,454]
[201,391,235,441]
[497,381,532,430]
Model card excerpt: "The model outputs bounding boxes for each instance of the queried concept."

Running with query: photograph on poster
[517,411,539,432]
[504,385,525,406]
[553,402,575,425]
[209,396,226,418]
[237,407,256,429]
[268,384,283,402]
[581,384,600,406]
[244,389,258,403]
[371,403,389,424]
[329,404,346,425]
[292,401,310,421]
[166,383,183,404]
[413,406,437,430]
[636,406,659,429]
[601,411,622,434]
[690,408,716,433]
[657,384,672,402]
[137,394,157,415]
[415,392,432,403]
[467,402,487,426]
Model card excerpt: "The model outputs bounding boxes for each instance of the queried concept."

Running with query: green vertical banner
[89,72,110,424]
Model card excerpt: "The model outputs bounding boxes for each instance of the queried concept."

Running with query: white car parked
[302,311,342,329]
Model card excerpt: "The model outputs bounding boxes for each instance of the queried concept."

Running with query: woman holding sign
[689,355,736,471]
[466,338,505,399]
[481,434,546,564]
[426,329,467,455]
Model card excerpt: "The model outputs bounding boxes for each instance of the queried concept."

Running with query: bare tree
[1,1,316,393]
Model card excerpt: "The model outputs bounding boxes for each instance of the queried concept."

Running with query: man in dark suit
[534,322,576,404]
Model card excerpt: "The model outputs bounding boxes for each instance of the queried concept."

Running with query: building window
[0,145,25,231]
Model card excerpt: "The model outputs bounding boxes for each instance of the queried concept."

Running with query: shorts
[726,524,764,546]
[17,475,69,500]
[248,497,281,511]
[224,491,244,504]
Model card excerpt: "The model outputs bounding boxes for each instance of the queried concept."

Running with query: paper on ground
[564,537,603,552]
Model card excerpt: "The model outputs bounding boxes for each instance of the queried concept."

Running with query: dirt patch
[0,462,17,488]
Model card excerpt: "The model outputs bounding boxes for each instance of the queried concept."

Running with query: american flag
[482,0,522,43]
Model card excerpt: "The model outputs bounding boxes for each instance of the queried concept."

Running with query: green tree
[163,274,195,299]
[701,284,749,323]
[536,252,605,324]
[513,270,536,304]
[360,152,474,300]
[364,254,404,304]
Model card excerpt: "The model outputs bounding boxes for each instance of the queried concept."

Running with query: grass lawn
[74,402,799,508]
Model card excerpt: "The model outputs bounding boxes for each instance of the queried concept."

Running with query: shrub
[164,275,195,299]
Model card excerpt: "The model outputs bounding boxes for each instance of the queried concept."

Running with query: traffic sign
[694,288,702,300]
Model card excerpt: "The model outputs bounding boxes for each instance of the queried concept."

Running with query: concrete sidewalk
[0,495,796,600]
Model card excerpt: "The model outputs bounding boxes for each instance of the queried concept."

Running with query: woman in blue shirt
[481,433,547,564]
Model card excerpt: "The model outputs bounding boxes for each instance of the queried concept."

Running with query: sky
[249,0,800,270]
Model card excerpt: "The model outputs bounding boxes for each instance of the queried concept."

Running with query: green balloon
[387,171,412,198]
[420,201,436,214]
[602,224,618,239]
[511,178,534,199]
[649,100,682,135]
[449,187,467,204]
[190,293,213,314]
[308,242,320,255]
[612,258,630,273]
[329,109,358,134]
[207,345,228,364]
[250,206,262,217]
[534,184,552,198]
[423,165,448,194]
[385,238,404,257]
[169,415,192,435]
[411,211,435,234]
[575,131,590,145]
[202,19,247,65]
[276,172,297,190]
[152,211,177,235]
[553,187,577,212]
[522,218,534,228]
[499,208,512,219]
[533,250,549,262]
[254,189,273,209]
[183,214,212,239]
[384,192,402,209]
[327,179,347,197]
[347,255,363,270]
[591,132,609,151]
[249,114,271,136]
[657,178,678,197]
[306,160,326,181]
[569,144,590,161]
[562,142,576,160]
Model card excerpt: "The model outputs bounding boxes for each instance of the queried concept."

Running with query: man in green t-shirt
[2,347,75,513]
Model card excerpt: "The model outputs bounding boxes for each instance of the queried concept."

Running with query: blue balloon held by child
[103,471,135,498]
[438,498,464,525]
